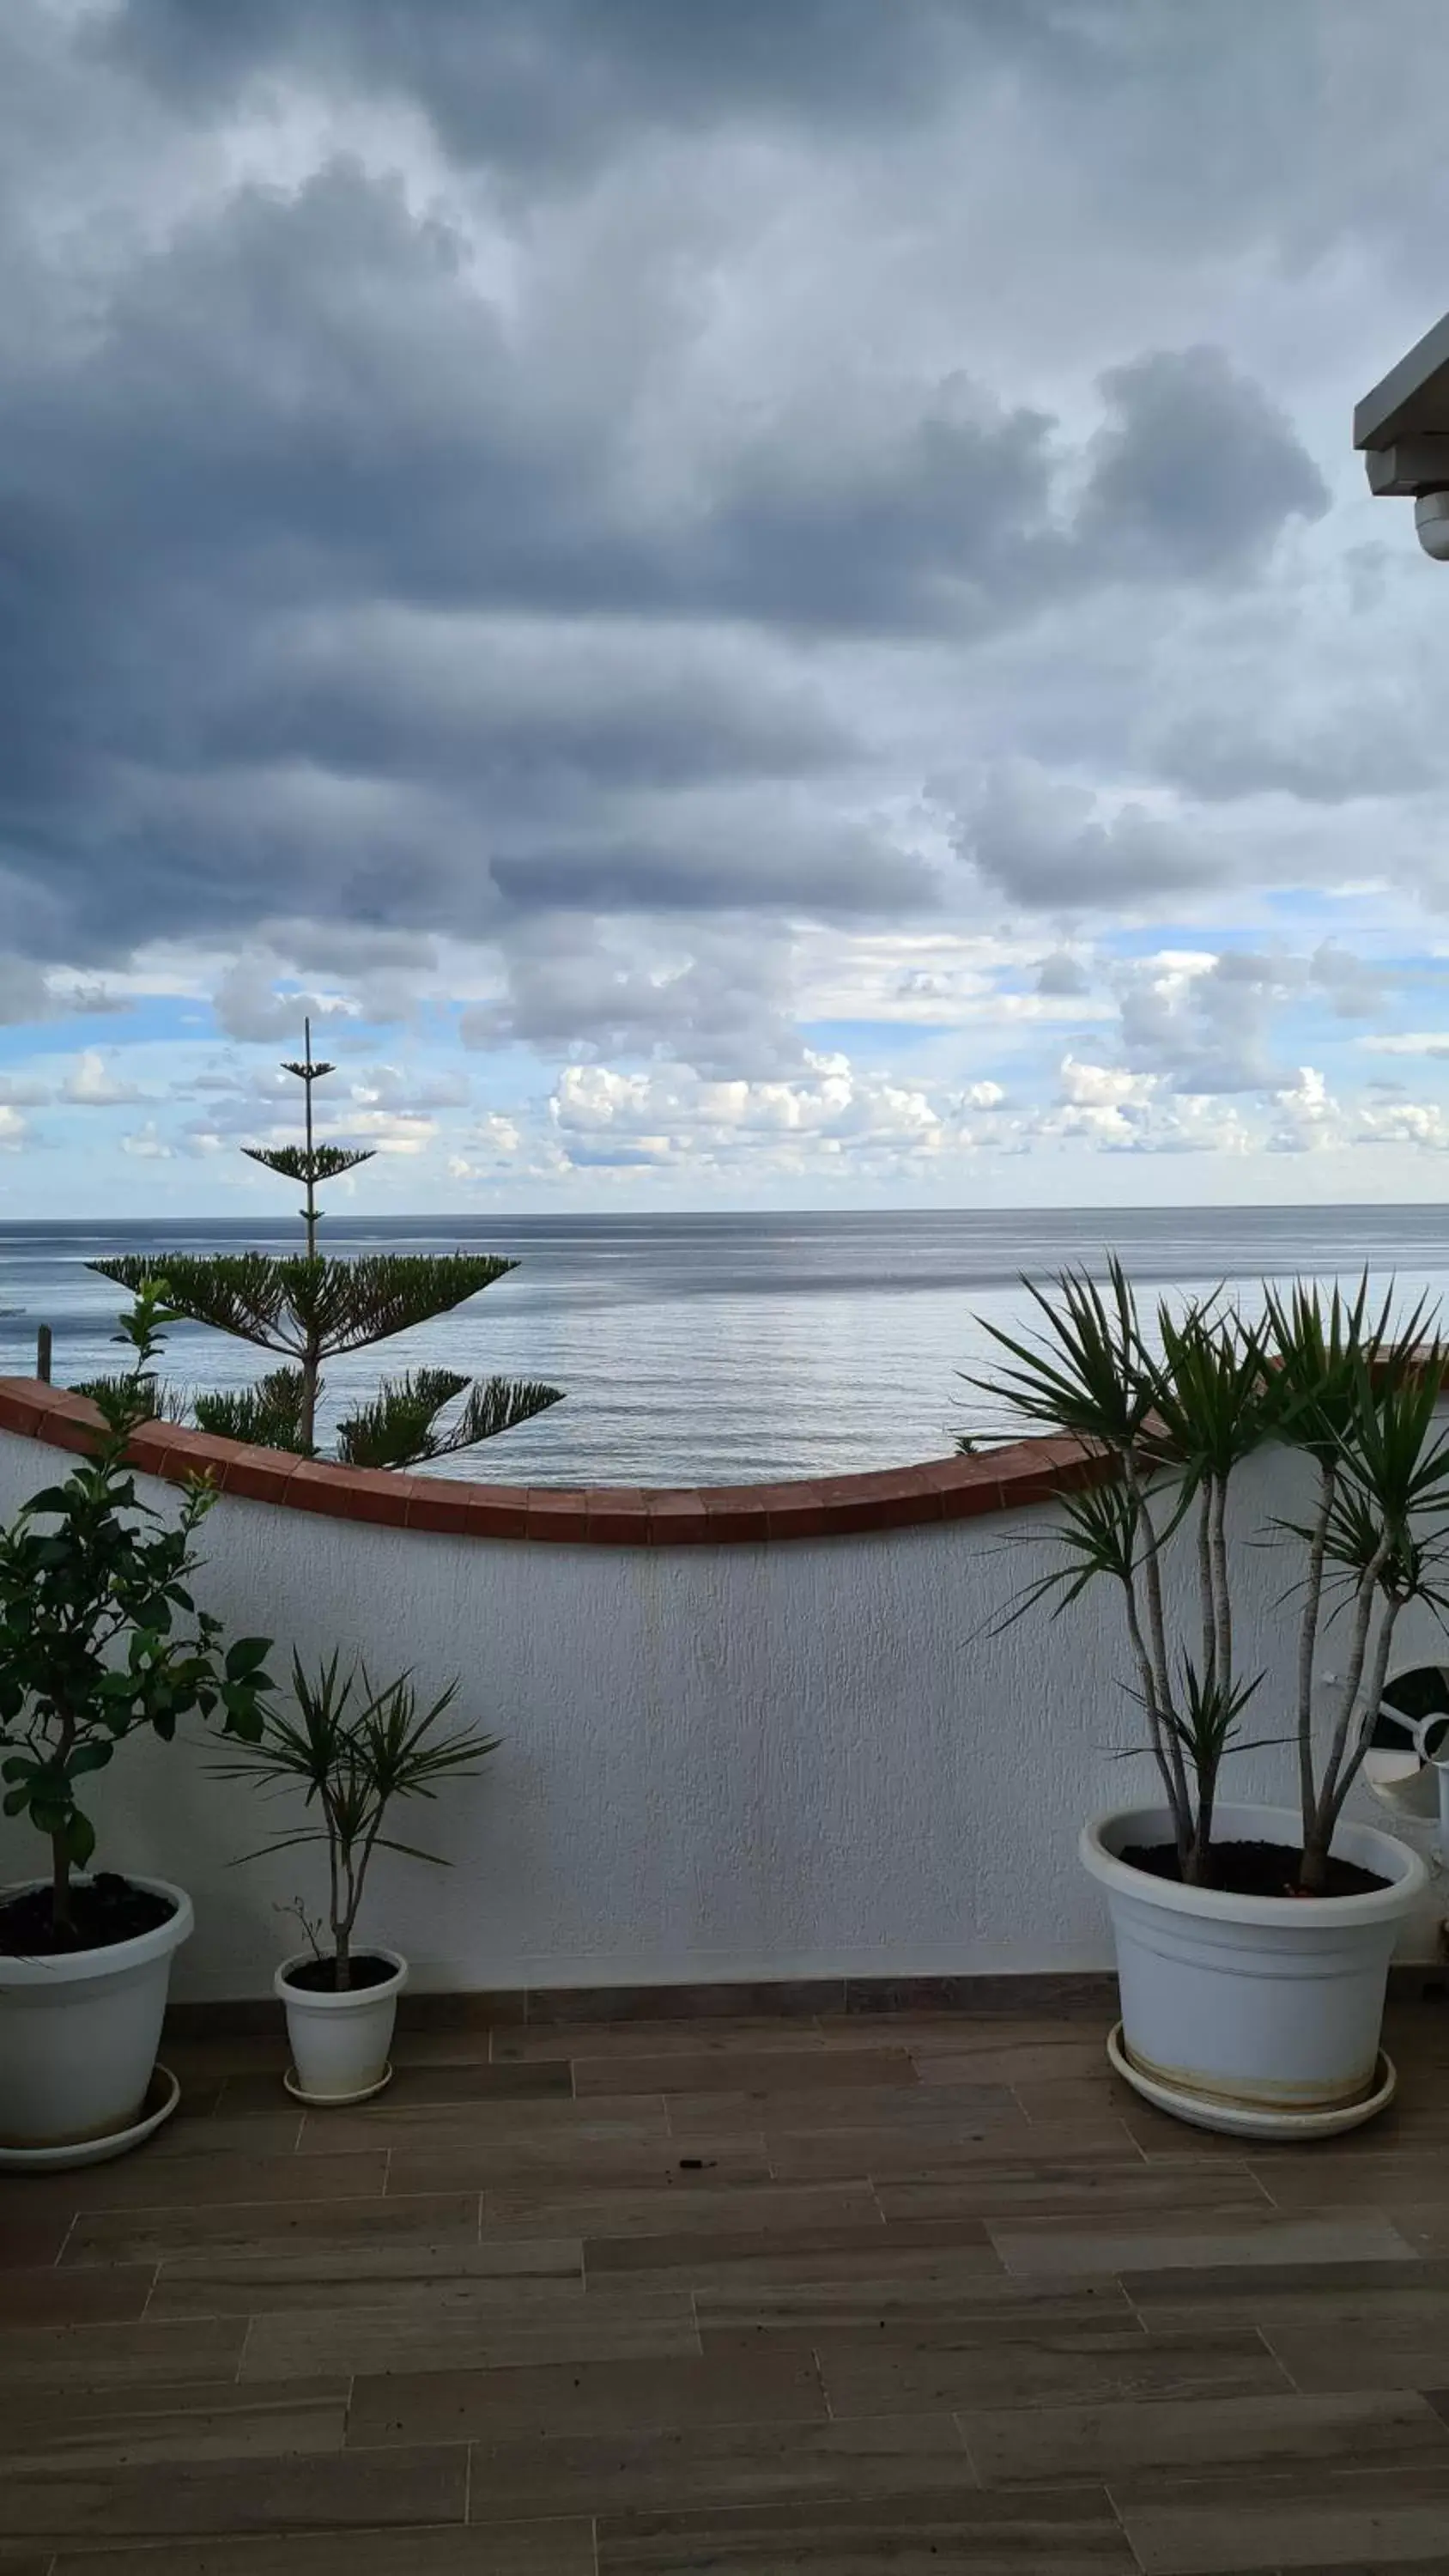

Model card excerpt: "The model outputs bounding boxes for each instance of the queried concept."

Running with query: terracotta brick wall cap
[0,1375,1111,1546]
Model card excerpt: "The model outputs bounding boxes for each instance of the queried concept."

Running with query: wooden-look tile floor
[6,1998,1449,2571]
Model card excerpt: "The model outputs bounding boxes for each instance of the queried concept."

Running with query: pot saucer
[0,2063,180,2170]
[1106,2021,1397,2139]
[284,2061,393,2107]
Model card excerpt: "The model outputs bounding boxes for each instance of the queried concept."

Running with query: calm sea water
[2,1207,1447,1485]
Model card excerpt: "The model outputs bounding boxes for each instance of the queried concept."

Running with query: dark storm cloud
[961,762,1225,911]
[0,8,1335,996]
[1076,348,1329,581]
[100,0,1029,172]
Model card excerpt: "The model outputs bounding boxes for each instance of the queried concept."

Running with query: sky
[4,1,1449,1217]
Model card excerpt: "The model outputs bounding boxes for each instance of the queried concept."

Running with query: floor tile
[27,2149,387,2217]
[63,2190,482,2268]
[575,2048,917,2099]
[961,2386,1449,2486]
[150,2238,581,2317]
[388,2135,769,2195]
[594,2482,1137,2573]
[694,2272,1129,2337]
[240,2282,700,2379]
[482,2176,882,2240]
[0,2262,155,2326]
[991,2214,1416,2279]
[876,2159,1271,2227]
[815,2321,1287,2418]
[294,2100,670,2154]
[467,2411,973,2521]
[55,2524,594,2575]
[0,2314,245,2396]
[583,2214,985,2288]
[0,2377,351,2470]
[0,2440,466,2549]
[348,2341,828,2446]
[1118,2459,1449,2573]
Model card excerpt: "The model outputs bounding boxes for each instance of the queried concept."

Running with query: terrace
[4,1990,1449,2570]
[4,1372,1449,2570]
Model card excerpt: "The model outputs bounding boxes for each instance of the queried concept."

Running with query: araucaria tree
[94,1023,563,1471]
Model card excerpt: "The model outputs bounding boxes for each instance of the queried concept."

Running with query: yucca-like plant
[91,1022,563,1471]
[1267,1282,1449,1891]
[215,1651,496,1989]
[973,1262,1281,1884]
[975,1261,1449,1892]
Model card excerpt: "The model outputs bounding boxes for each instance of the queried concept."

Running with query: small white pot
[0,1874,192,2154]
[276,1947,407,2105]
[1082,1802,1427,2133]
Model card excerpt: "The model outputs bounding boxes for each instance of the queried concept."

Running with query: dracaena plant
[215,1652,498,1989]
[1267,1280,1449,1892]
[973,1262,1281,1885]
[0,1286,275,1941]
[92,1019,563,1472]
[975,1261,1449,1893]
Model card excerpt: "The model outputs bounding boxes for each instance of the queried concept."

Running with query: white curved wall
[0,1429,1441,1998]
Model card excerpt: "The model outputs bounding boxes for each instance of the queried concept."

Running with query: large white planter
[276,1947,407,2105]
[0,1874,192,2153]
[1081,1802,1428,2134]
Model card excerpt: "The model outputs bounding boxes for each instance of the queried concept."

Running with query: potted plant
[979,1265,1440,2137]
[217,1652,497,2103]
[0,1288,274,2164]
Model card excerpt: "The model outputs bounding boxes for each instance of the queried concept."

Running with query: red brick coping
[0,1376,1106,1546]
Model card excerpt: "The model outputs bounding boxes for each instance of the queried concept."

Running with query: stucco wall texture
[0,1425,1442,2001]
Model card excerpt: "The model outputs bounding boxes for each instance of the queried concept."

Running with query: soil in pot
[0,1872,176,1958]
[282,1953,397,1994]
[1120,1838,1390,1899]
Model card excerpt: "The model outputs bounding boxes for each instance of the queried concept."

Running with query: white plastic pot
[276,1947,407,2105]
[1082,1803,1427,2134]
[0,1874,192,2154]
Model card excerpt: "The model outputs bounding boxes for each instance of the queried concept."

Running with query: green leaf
[225,1637,273,1681]
[66,1742,114,1778]
[64,1810,96,1867]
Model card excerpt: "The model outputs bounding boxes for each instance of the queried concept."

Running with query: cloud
[1357,1030,1449,1059]
[3,0,1449,1207]
[101,0,978,171]
[119,1121,173,1160]
[1308,941,1388,1018]
[1034,951,1091,997]
[548,1052,947,1174]
[63,1050,152,1107]
[1074,347,1328,584]
[961,763,1219,911]
[1112,947,1309,1094]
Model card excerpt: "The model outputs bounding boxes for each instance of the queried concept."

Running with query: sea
[2,1206,1447,1487]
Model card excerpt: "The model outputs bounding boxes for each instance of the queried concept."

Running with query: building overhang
[1355,312,1449,553]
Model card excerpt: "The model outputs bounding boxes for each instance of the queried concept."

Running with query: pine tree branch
[194,1369,312,1454]
[335,1370,562,1470]
[242,1146,376,1185]
[91,1252,522,1358]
